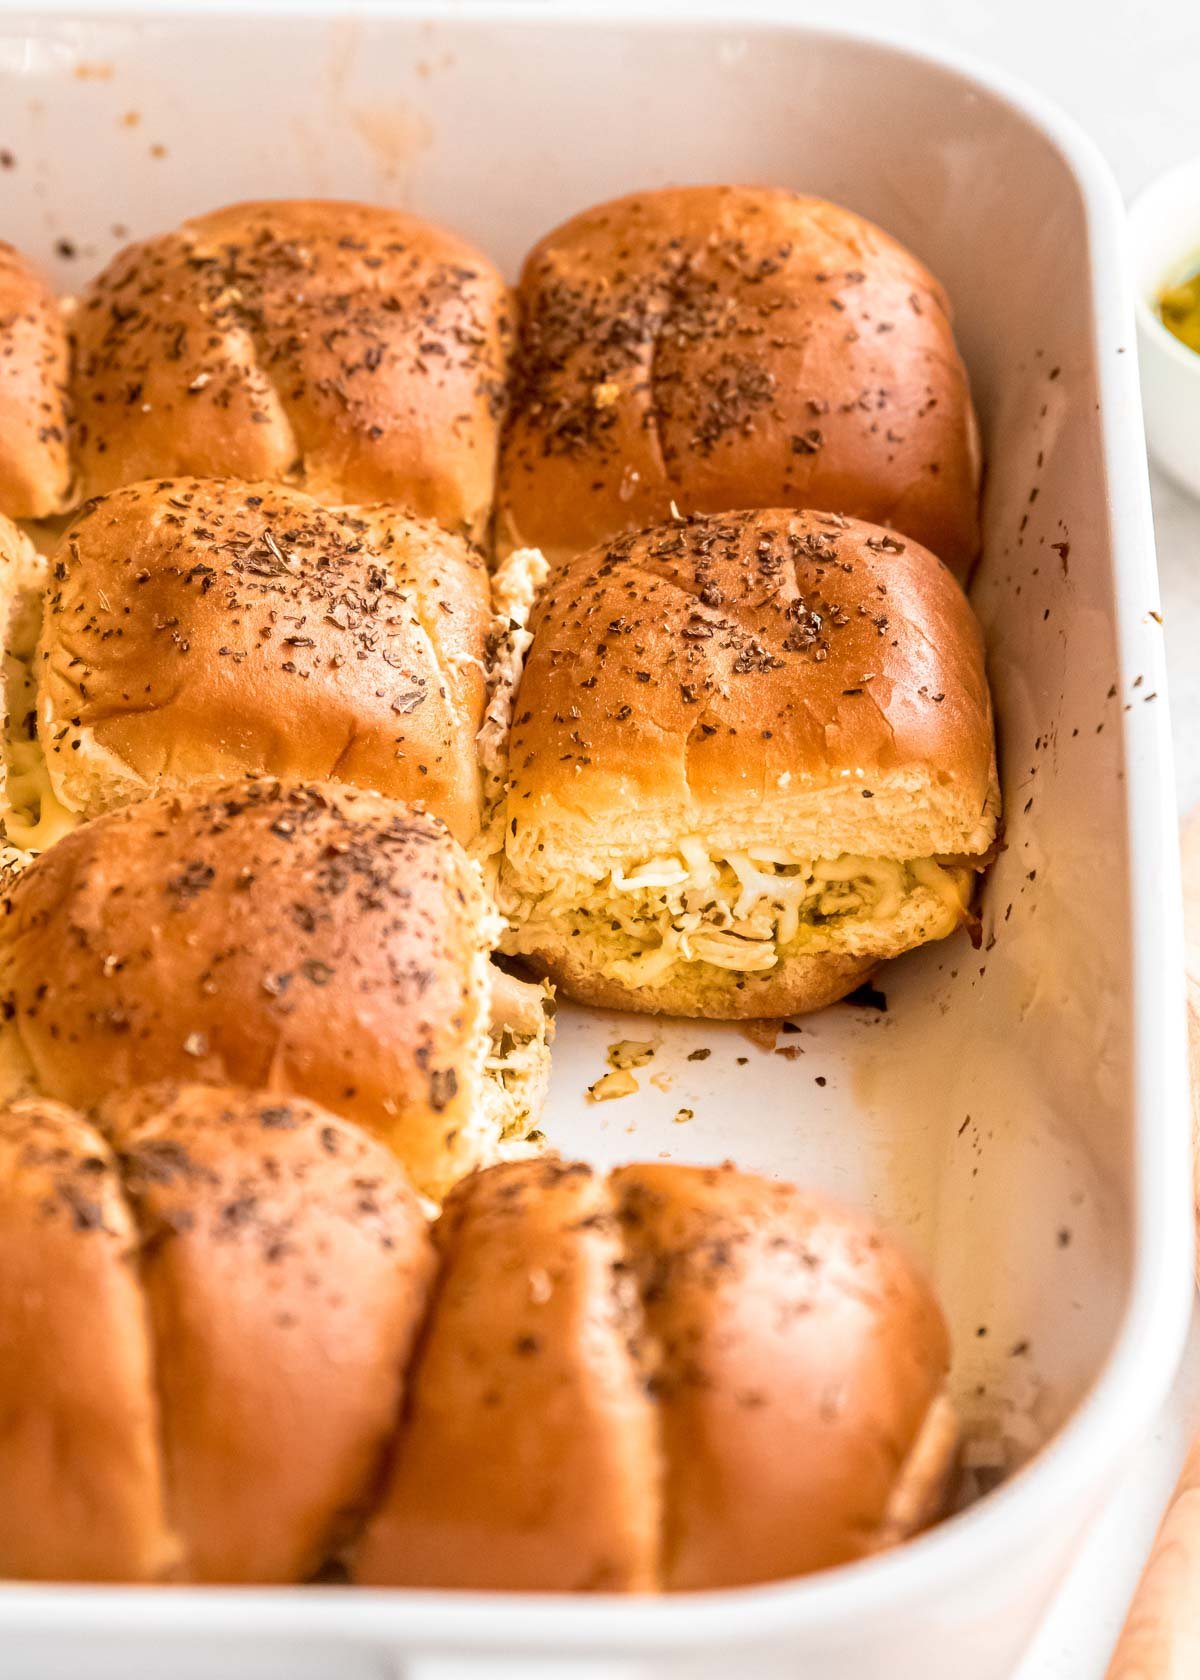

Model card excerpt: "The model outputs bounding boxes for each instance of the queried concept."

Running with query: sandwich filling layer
[500,843,975,986]
[0,588,78,863]
[480,962,554,1149]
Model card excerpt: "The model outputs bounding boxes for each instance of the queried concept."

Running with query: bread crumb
[588,1069,639,1102]
[607,1039,655,1070]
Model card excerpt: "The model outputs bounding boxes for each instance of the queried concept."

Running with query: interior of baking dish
[0,3,1189,1663]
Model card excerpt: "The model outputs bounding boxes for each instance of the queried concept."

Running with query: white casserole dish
[0,5,1191,1677]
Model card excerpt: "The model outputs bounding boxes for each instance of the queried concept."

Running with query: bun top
[0,1083,435,1584]
[498,185,980,574]
[610,1161,950,1587]
[505,508,997,874]
[40,478,491,842]
[0,242,71,519]
[0,778,494,1197]
[0,1096,172,1582]
[357,1156,952,1591]
[97,1082,436,1583]
[357,1154,660,1592]
[70,200,512,538]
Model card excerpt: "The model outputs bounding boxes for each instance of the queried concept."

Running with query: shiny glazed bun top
[0,1084,434,1584]
[0,242,71,520]
[70,200,512,539]
[498,185,980,574]
[358,1157,955,1591]
[497,507,998,1018]
[0,777,497,1198]
[35,478,492,843]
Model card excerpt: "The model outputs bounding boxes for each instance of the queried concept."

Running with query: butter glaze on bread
[70,201,511,539]
[498,185,980,574]
[36,478,492,843]
[97,1083,436,1582]
[357,1158,954,1590]
[0,778,504,1198]
[357,1157,659,1591]
[0,1085,434,1583]
[0,1097,172,1582]
[0,243,71,519]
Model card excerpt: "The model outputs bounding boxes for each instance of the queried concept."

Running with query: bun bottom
[506,936,877,1019]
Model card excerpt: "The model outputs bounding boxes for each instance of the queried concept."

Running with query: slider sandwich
[70,200,512,540]
[0,478,545,860]
[498,184,981,575]
[0,777,552,1198]
[496,508,999,1018]
[0,1083,435,1582]
[0,1129,954,1590]
[358,1158,957,1590]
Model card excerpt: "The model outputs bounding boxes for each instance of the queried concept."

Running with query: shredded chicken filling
[473,547,550,898]
[503,843,972,984]
[483,1023,550,1143]
[1,612,78,860]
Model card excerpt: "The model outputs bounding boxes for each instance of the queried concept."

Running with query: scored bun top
[0,242,71,519]
[357,1157,953,1591]
[610,1161,950,1588]
[97,1082,436,1583]
[70,200,512,538]
[0,778,493,1197]
[498,185,980,575]
[357,1155,660,1593]
[0,1096,172,1583]
[505,508,997,875]
[39,478,492,842]
[0,1084,435,1584]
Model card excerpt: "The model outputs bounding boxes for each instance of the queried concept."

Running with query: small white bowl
[1129,154,1200,499]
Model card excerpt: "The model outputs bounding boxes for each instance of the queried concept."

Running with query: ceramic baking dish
[0,5,1191,1677]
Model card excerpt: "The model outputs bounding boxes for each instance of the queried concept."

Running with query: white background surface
[754,2,1200,1674]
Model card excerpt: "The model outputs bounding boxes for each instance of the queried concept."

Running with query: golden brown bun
[0,244,71,520]
[357,1158,953,1591]
[508,510,994,858]
[39,478,491,843]
[98,1082,436,1583]
[0,1084,435,1584]
[0,778,494,1197]
[71,201,511,540]
[0,1098,174,1582]
[612,1163,952,1587]
[498,508,998,1015]
[356,1158,658,1591]
[498,186,980,575]
[511,940,878,1020]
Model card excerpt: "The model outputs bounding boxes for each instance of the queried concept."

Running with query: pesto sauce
[1159,266,1200,354]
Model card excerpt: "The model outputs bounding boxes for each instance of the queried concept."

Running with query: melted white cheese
[502,845,971,984]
